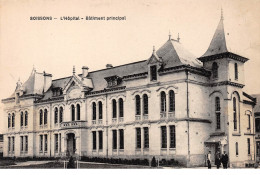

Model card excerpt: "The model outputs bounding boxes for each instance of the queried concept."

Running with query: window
[71,105,75,121]
[135,95,141,115]
[12,113,15,128]
[98,131,103,150]
[256,118,260,132]
[8,113,11,128]
[119,129,124,149]
[161,91,166,113]
[24,111,28,126]
[44,135,48,152]
[233,97,237,130]
[235,63,238,80]
[144,127,149,148]
[92,131,96,150]
[77,104,80,120]
[12,136,15,152]
[92,102,96,120]
[39,110,43,125]
[98,101,103,119]
[236,142,238,156]
[25,136,28,152]
[169,90,175,112]
[248,115,251,129]
[59,134,61,152]
[8,137,11,152]
[215,97,221,129]
[170,125,176,148]
[143,94,148,115]
[59,107,63,123]
[150,65,157,81]
[112,100,117,118]
[136,128,141,149]
[247,138,251,155]
[20,136,24,152]
[44,109,47,125]
[40,135,43,152]
[119,98,124,118]
[112,130,117,149]
[20,112,24,127]
[212,62,218,79]
[161,126,167,148]
[55,134,58,152]
[54,107,58,124]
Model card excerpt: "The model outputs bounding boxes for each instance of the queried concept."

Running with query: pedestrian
[215,151,221,169]
[221,151,228,169]
[207,151,212,169]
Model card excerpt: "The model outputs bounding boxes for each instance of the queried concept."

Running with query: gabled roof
[252,94,260,114]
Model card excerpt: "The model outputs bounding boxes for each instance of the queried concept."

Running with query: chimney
[82,66,89,77]
[106,64,113,69]
[43,71,52,92]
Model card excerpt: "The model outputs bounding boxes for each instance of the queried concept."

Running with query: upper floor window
[20,112,24,127]
[215,97,221,129]
[256,118,260,132]
[92,102,96,120]
[98,101,103,120]
[12,113,15,128]
[233,97,237,130]
[143,94,148,115]
[135,95,141,115]
[39,110,43,125]
[112,99,117,118]
[119,98,124,118]
[150,65,157,81]
[169,90,175,112]
[76,104,80,120]
[104,75,122,88]
[160,91,166,113]
[71,105,75,121]
[54,107,58,124]
[44,109,48,125]
[24,111,28,126]
[212,62,218,79]
[59,107,63,123]
[247,114,251,130]
[235,63,238,80]
[8,113,11,128]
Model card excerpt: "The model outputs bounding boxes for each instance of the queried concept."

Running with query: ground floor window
[92,131,97,150]
[55,134,59,152]
[247,138,251,155]
[161,126,167,148]
[112,130,117,149]
[136,128,141,149]
[40,135,43,152]
[44,135,48,152]
[235,142,239,156]
[144,127,149,148]
[20,136,24,152]
[12,136,15,152]
[119,129,124,149]
[99,131,103,150]
[170,125,176,148]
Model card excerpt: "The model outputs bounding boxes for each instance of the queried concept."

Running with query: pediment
[63,76,84,100]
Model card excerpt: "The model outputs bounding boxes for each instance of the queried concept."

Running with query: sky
[0,0,260,133]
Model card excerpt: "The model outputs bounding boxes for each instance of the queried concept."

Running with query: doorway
[67,133,76,156]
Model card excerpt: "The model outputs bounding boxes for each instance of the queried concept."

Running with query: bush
[67,156,75,169]
[151,156,157,167]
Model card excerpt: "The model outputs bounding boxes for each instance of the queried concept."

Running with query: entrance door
[67,133,76,156]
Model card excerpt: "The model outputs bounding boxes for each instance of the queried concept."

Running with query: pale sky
[0,0,260,133]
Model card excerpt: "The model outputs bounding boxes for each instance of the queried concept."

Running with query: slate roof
[252,94,260,114]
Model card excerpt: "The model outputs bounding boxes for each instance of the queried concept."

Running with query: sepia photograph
[0,0,260,173]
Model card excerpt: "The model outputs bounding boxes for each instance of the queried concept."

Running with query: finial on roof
[169,30,171,40]
[73,65,75,75]
[153,46,155,54]
[31,65,36,75]
[221,7,224,20]
[177,33,180,42]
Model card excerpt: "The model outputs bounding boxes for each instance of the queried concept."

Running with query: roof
[252,94,260,114]
[205,135,227,144]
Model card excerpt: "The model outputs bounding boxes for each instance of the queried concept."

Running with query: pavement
[9,160,54,167]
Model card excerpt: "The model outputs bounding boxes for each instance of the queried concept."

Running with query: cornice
[198,52,249,63]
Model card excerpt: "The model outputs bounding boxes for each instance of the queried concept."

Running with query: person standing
[215,151,221,169]
[207,151,212,169]
[221,151,229,169]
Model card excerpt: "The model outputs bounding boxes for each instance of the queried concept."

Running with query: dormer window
[104,75,122,88]
[234,63,238,80]
[52,88,63,97]
[150,65,157,81]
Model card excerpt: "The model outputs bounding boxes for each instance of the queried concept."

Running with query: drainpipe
[186,70,191,167]
[106,93,108,158]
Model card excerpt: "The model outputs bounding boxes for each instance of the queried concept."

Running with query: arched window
[119,98,124,118]
[143,94,148,115]
[135,95,141,115]
[8,113,11,128]
[25,111,28,126]
[112,99,117,118]
[92,102,96,120]
[20,112,24,127]
[39,109,43,125]
[169,90,175,112]
[44,109,48,124]
[233,97,237,130]
[59,107,63,123]
[11,113,15,128]
[235,63,238,80]
[212,62,218,79]
[77,104,80,120]
[215,97,221,129]
[160,91,166,112]
[54,107,58,124]
[71,105,75,121]
[98,101,103,120]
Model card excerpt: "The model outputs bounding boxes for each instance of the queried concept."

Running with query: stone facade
[1,14,256,167]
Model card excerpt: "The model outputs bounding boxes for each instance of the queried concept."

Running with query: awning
[205,136,227,145]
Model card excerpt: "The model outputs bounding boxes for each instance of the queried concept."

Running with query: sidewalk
[9,160,55,167]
